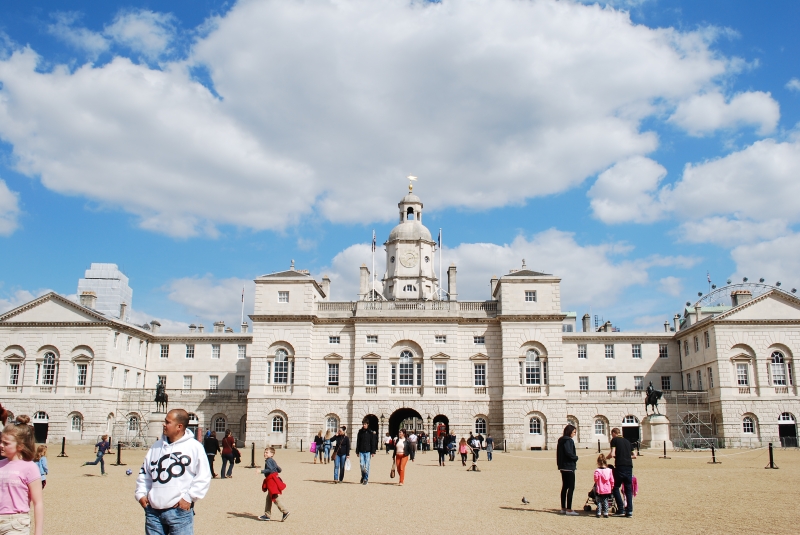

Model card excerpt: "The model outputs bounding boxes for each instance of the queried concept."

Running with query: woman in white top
[392,429,412,486]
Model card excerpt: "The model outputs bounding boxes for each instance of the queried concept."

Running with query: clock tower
[382,186,438,300]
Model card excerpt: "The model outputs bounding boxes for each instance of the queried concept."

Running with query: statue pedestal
[642,414,672,451]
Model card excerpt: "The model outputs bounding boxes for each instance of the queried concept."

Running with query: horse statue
[155,381,168,413]
[645,382,663,415]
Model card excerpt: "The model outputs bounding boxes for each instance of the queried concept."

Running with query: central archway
[389,408,422,437]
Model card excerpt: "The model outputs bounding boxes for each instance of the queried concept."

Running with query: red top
[221,436,235,455]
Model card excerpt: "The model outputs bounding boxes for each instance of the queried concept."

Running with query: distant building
[77,263,133,321]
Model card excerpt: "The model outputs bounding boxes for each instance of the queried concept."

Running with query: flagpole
[372,230,376,301]
[439,228,443,300]
[240,286,245,325]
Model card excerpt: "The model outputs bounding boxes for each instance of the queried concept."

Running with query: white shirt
[409,434,418,443]
[395,438,406,453]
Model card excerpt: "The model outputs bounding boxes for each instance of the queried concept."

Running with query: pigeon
[522,497,530,504]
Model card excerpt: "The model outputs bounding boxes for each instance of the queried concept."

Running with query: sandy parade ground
[33,443,800,535]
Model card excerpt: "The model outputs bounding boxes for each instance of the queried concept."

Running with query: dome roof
[388,221,432,242]
[399,192,422,205]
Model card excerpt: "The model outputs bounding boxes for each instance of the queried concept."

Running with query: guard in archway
[355,419,378,485]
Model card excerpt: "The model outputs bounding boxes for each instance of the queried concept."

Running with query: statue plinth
[642,414,673,451]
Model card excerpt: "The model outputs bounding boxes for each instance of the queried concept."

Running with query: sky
[1,0,799,332]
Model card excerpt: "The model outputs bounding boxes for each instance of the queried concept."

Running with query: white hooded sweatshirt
[135,429,211,509]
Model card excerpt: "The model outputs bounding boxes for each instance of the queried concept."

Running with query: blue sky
[1,0,799,332]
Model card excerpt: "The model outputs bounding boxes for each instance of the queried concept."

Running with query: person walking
[313,431,324,464]
[83,434,111,476]
[323,430,333,464]
[135,409,211,535]
[0,415,44,535]
[34,445,48,490]
[458,437,469,466]
[408,431,418,462]
[556,424,579,516]
[355,419,377,485]
[220,429,236,479]
[392,429,412,486]
[469,435,481,463]
[259,447,290,522]
[435,433,447,466]
[384,433,392,454]
[332,427,350,483]
[203,431,220,478]
[486,434,494,461]
[448,432,457,462]
[607,427,636,518]
[593,454,614,518]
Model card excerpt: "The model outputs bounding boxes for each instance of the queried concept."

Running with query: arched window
[475,417,487,435]
[274,349,289,384]
[326,416,339,433]
[214,416,227,434]
[622,415,639,425]
[71,415,82,432]
[42,352,57,386]
[406,207,414,220]
[594,419,606,436]
[742,416,755,434]
[771,351,787,386]
[272,416,285,433]
[778,412,795,423]
[128,415,139,432]
[33,411,48,422]
[529,417,542,435]
[523,349,547,385]
[399,350,414,386]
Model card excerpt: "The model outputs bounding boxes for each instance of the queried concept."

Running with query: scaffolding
[671,391,716,450]
[112,389,154,448]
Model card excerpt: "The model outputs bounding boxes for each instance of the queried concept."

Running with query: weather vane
[407,175,417,192]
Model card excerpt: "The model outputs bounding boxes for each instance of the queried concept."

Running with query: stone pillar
[582,314,591,332]
[359,264,370,300]
[642,414,673,450]
[447,264,457,300]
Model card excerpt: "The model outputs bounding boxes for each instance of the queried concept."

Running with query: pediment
[469,353,489,360]
[323,352,344,360]
[430,352,451,360]
[0,293,105,323]
[360,352,382,360]
[719,291,800,322]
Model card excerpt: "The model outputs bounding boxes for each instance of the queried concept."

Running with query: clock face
[399,250,419,268]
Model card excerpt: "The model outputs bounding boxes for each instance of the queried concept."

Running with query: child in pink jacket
[593,454,615,518]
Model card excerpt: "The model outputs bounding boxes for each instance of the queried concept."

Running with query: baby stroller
[583,483,619,514]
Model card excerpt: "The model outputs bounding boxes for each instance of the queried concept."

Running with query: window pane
[474,364,486,386]
[366,364,377,386]
[435,363,447,386]
[328,363,339,386]
[661,376,671,390]
[606,376,616,390]
[659,344,668,358]
[736,363,749,386]
[212,345,220,359]
[579,376,588,390]
[578,345,587,359]
[605,345,614,359]
[632,344,641,359]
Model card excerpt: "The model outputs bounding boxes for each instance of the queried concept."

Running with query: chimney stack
[79,291,97,309]
[197,324,204,333]
[119,302,127,320]
[149,320,161,333]
[359,265,370,301]
[731,290,752,307]
[694,305,702,324]
[673,314,680,332]
[664,320,670,332]
[490,275,499,299]
[582,314,591,333]
[214,321,225,333]
[321,275,331,301]
[447,264,458,301]
[189,324,196,333]
[241,322,249,333]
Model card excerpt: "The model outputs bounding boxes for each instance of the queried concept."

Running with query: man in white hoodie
[135,409,211,535]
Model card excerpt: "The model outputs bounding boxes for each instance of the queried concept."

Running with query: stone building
[1,189,798,449]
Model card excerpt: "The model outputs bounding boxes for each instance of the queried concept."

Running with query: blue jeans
[145,505,194,535]
[359,452,371,482]
[487,450,493,461]
[612,465,634,515]
[220,454,234,477]
[333,454,347,481]
[323,445,331,461]
[86,451,105,474]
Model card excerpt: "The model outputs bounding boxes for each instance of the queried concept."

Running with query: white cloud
[786,78,800,92]
[47,12,109,57]
[678,217,789,247]
[0,288,50,314]
[0,179,21,236]
[127,307,188,334]
[588,156,668,224]
[104,10,176,60]
[669,90,779,136]
[658,276,683,297]
[0,0,743,236]
[165,275,255,328]
[318,243,387,302]
[730,233,800,290]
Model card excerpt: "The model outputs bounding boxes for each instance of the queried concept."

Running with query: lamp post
[427,415,432,452]
[380,414,385,444]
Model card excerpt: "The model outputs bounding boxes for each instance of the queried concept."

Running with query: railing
[327,386,340,394]
[390,387,420,395]
[775,386,789,394]
[434,387,447,394]
[387,302,426,311]
[739,387,751,394]
[361,302,382,310]
[6,386,18,392]
[273,385,287,393]
[474,387,487,395]
[365,386,377,394]
[565,390,646,399]
[38,386,54,393]
[527,386,541,394]
[460,302,497,312]
[317,302,356,312]
[75,387,86,394]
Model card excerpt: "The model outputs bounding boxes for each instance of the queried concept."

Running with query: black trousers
[560,470,575,510]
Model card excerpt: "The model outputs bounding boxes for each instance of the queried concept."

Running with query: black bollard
[58,436,68,457]
[764,442,779,469]
[707,444,721,464]
[659,441,670,459]
[597,439,601,453]
[504,439,507,453]
[112,442,126,466]
[247,442,257,468]
[300,439,303,452]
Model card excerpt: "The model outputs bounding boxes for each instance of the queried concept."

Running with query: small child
[593,454,614,518]
[34,445,48,490]
[259,447,289,522]
[0,415,44,535]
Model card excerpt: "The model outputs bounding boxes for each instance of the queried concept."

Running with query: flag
[707,272,711,284]
[437,229,441,249]
[372,230,376,252]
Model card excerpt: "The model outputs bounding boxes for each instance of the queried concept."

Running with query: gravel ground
[34,444,800,534]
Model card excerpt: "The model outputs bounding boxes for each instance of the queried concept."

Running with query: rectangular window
[278,291,289,303]
[595,420,605,435]
[704,331,710,348]
[736,363,749,386]
[659,344,668,358]
[126,336,132,352]
[579,376,588,391]
[366,363,378,386]
[77,365,88,386]
[391,364,396,386]
[238,345,246,359]
[686,373,692,390]
[212,345,221,359]
[577,345,587,359]
[606,376,616,391]
[160,344,169,359]
[435,335,447,344]
[474,336,485,345]
[697,370,703,390]
[183,375,192,389]
[525,290,537,302]
[185,345,195,359]
[136,372,141,388]
[605,344,614,359]
[474,364,486,386]
[399,360,413,386]
[265,362,271,384]
[110,366,116,387]
[329,336,340,344]
[209,375,219,390]
[562,324,574,332]
[274,358,288,384]
[772,361,786,386]
[327,363,339,386]
[123,369,129,388]
[684,340,689,355]
[708,367,714,388]
[694,336,699,352]
[632,344,642,359]
[435,363,447,386]
[9,363,20,385]
[416,362,422,386]
[661,376,671,390]
[634,376,643,390]
[367,335,378,344]
[114,332,119,348]
[235,375,246,390]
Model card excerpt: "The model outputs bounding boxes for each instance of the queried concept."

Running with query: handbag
[233,446,241,464]
[390,460,396,479]
[345,458,351,471]
[310,441,317,453]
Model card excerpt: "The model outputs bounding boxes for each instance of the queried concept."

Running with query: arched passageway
[433,414,449,438]
[363,414,379,434]
[389,408,422,437]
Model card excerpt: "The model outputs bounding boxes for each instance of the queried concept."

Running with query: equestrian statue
[155,379,168,413]
[645,381,663,415]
